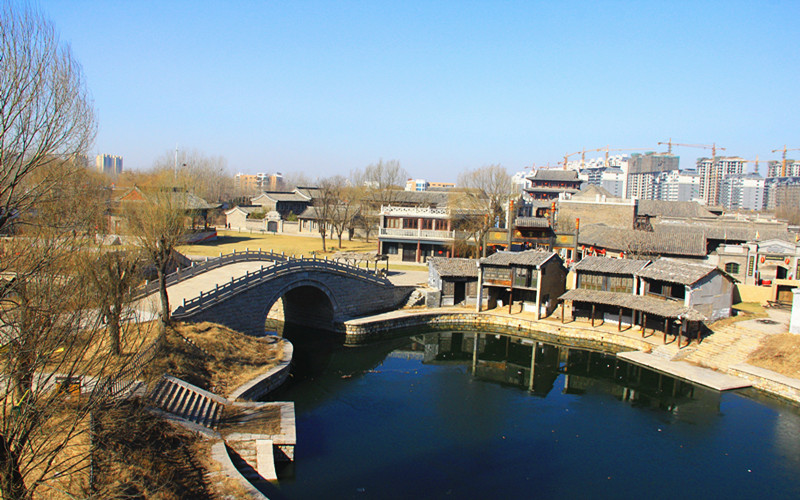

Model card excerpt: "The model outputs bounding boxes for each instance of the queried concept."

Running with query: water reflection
[397,331,722,420]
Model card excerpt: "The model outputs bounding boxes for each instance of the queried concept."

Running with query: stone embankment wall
[344,311,652,353]
[229,342,294,401]
[729,363,800,404]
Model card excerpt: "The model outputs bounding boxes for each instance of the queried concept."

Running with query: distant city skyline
[41,1,799,179]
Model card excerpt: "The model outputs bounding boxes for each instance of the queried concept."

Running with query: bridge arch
[261,278,341,330]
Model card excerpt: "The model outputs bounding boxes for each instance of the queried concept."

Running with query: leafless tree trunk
[86,250,140,356]
[0,2,96,235]
[455,164,514,256]
[124,187,188,345]
[359,160,407,245]
[0,171,151,499]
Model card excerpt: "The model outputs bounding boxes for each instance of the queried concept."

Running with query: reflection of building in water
[562,348,721,421]
[391,332,478,364]
[395,331,722,419]
[472,334,561,397]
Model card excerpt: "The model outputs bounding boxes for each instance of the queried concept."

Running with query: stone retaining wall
[229,342,294,401]
[729,363,800,404]
[343,311,652,354]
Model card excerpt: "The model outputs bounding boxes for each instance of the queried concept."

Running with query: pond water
[266,326,800,499]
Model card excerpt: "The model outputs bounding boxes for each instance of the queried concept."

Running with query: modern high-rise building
[626,152,679,200]
[654,169,700,202]
[767,160,800,178]
[764,177,800,210]
[95,154,123,175]
[719,173,765,211]
[696,156,746,206]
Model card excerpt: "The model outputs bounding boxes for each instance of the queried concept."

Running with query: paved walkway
[135,261,272,316]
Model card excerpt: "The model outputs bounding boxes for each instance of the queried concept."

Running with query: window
[725,262,740,275]
[579,273,603,291]
[403,218,418,229]
[385,217,401,229]
[483,267,510,282]
[608,276,633,293]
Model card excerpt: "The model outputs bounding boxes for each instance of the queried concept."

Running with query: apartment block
[626,152,679,200]
[696,156,746,206]
[719,173,765,211]
[96,154,123,175]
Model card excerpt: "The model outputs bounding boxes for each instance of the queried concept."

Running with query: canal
[267,325,800,499]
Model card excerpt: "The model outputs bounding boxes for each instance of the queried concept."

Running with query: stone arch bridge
[154,252,412,335]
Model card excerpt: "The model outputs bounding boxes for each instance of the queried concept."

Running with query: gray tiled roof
[256,191,310,203]
[225,205,261,215]
[573,256,651,275]
[527,169,580,182]
[429,257,479,277]
[514,217,551,228]
[559,288,707,321]
[652,222,795,243]
[637,200,717,219]
[578,225,707,257]
[635,259,718,285]
[479,250,557,267]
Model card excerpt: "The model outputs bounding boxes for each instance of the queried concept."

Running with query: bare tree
[282,171,313,191]
[86,249,141,356]
[0,169,150,499]
[358,159,407,243]
[314,177,340,252]
[0,2,96,234]
[123,187,188,345]
[149,149,232,203]
[455,165,514,256]
[324,176,361,249]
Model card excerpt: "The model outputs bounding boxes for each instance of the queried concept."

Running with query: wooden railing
[95,338,160,400]
[172,257,392,319]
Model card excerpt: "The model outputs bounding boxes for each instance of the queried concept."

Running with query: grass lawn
[178,230,430,271]
[179,230,378,258]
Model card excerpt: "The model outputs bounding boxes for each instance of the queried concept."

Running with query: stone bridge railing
[172,257,391,319]
[134,249,288,299]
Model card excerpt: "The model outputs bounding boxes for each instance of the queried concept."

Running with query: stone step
[147,377,224,429]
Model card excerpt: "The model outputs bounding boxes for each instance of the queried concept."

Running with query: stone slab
[256,439,277,481]
[617,351,752,391]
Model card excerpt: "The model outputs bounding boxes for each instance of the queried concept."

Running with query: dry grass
[90,401,213,499]
[747,333,800,378]
[179,230,377,257]
[706,302,768,330]
[145,322,287,398]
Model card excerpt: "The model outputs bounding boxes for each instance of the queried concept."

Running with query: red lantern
[760,256,765,264]
[619,252,624,259]
[786,257,791,265]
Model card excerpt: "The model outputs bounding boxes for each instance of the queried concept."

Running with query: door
[454,282,466,304]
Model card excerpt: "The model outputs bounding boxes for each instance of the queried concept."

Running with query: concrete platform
[618,351,752,391]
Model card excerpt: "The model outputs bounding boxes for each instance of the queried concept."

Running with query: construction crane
[562,151,583,170]
[597,146,655,167]
[657,140,725,159]
[771,145,800,177]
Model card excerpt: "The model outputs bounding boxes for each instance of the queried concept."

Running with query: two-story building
[560,257,733,344]
[378,205,465,263]
[524,169,582,201]
[477,250,566,319]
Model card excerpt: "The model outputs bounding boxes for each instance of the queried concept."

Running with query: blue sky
[39,0,800,179]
